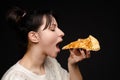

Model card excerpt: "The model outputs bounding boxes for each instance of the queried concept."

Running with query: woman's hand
[68,49,91,65]
[68,49,90,80]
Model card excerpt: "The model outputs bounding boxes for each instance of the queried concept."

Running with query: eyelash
[51,29,55,31]
[49,24,58,31]
[49,27,55,31]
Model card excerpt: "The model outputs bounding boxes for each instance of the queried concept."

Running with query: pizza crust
[62,35,100,51]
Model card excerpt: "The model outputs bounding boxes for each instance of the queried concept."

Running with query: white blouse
[1,56,70,80]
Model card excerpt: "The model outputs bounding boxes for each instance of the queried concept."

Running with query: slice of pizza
[62,35,100,51]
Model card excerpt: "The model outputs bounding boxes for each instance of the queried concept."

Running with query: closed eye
[49,26,55,31]
[49,24,57,31]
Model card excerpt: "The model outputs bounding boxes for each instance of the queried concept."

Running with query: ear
[28,31,39,43]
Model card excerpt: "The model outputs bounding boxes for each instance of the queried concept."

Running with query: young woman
[1,6,90,80]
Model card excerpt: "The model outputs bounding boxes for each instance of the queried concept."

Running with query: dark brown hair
[6,6,54,53]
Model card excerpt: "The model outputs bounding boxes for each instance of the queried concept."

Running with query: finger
[70,48,80,55]
[69,49,75,55]
[86,50,91,58]
[79,49,86,58]
[69,49,76,58]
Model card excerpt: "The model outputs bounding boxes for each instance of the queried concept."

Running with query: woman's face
[37,16,65,58]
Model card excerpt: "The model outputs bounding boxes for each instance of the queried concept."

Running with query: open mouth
[56,40,63,49]
[56,42,60,48]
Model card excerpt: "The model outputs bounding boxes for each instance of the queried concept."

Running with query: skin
[19,15,91,80]
[68,49,90,80]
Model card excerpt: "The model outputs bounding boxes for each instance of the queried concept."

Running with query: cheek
[41,33,57,46]
[46,35,57,44]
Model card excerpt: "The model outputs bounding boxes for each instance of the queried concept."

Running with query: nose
[58,28,65,37]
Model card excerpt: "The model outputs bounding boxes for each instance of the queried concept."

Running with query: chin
[50,53,58,58]
[51,55,57,58]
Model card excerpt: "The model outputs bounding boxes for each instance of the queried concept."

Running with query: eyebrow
[52,23,58,27]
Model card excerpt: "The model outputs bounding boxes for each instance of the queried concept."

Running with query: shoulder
[1,71,26,80]
[1,62,28,80]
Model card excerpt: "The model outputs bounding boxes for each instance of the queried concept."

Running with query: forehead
[40,15,58,30]
[51,17,57,23]
[44,15,58,25]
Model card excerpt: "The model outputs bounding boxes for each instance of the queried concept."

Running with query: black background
[0,0,119,80]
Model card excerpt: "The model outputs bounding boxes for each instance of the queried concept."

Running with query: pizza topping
[62,35,100,51]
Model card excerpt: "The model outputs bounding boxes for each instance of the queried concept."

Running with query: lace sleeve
[1,70,30,80]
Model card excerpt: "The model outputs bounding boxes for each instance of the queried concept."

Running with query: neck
[19,45,47,75]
